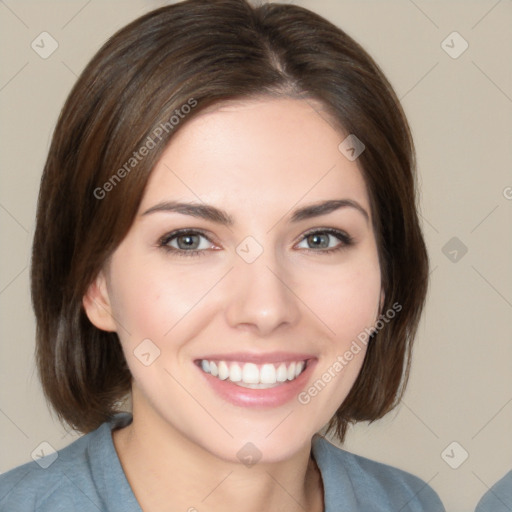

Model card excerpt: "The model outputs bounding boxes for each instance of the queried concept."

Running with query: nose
[223,246,301,337]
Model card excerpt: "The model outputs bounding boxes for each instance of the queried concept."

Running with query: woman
[0,0,445,510]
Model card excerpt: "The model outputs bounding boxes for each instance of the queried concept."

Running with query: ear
[82,270,117,332]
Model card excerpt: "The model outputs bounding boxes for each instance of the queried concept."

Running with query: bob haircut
[31,0,429,440]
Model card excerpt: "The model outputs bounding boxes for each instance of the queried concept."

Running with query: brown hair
[31,0,429,440]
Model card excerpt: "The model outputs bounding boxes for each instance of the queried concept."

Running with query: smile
[196,359,308,389]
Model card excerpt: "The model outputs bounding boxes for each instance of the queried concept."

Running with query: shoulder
[0,413,133,512]
[312,434,445,511]
[0,433,96,511]
[475,470,512,512]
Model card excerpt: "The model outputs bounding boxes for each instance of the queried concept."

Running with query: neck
[112,397,324,512]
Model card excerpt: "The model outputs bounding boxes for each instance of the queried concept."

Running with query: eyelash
[157,228,354,258]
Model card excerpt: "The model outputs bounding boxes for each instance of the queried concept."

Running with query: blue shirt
[0,412,445,511]
[474,470,512,512]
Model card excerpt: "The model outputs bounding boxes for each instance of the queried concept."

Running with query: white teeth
[229,362,242,382]
[198,359,308,387]
[260,364,276,384]
[276,363,288,382]
[218,361,229,380]
[287,362,296,381]
[242,363,259,384]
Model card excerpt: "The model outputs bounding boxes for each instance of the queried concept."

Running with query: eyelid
[158,228,217,249]
[297,226,352,242]
[294,227,354,251]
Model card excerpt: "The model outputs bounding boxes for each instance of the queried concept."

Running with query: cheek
[334,270,379,335]
[302,252,381,343]
[108,256,208,338]
[106,255,225,384]
[105,263,190,393]
[298,248,380,405]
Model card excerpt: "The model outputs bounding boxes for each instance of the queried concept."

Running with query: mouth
[192,351,318,407]
[194,358,310,389]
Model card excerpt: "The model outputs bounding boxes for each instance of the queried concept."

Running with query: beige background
[1,1,511,511]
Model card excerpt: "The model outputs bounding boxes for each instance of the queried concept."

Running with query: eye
[158,229,215,257]
[158,227,354,258]
[296,228,354,255]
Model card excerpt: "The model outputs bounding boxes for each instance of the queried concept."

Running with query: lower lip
[195,359,317,408]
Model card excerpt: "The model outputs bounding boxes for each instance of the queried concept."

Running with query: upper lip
[194,352,317,364]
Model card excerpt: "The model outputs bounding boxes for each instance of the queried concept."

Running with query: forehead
[139,97,371,223]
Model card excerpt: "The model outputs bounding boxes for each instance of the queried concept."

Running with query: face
[85,97,383,463]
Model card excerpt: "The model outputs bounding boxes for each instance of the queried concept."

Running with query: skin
[83,97,384,512]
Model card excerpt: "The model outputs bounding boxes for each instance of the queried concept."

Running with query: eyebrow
[141,199,370,225]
